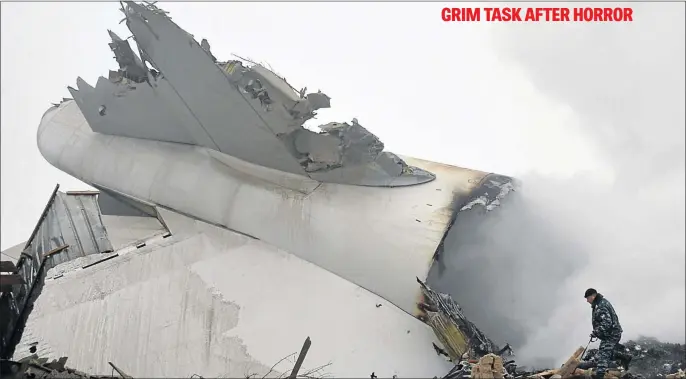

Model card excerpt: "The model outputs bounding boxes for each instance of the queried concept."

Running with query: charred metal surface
[430,173,516,269]
[65,1,436,187]
[458,174,515,212]
[425,173,546,349]
[416,278,499,361]
[419,174,516,355]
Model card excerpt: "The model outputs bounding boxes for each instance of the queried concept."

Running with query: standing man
[584,288,631,378]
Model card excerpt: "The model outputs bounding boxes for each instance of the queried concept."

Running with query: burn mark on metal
[430,173,515,267]
[416,278,499,361]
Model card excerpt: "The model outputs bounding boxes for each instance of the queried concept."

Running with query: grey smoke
[431,2,684,367]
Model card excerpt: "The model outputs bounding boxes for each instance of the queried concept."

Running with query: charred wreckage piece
[417,279,500,361]
[438,339,686,379]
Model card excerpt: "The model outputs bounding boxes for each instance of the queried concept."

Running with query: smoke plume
[431,2,684,367]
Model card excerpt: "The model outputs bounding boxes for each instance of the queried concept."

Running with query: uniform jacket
[591,293,623,340]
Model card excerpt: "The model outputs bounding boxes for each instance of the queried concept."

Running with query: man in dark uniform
[584,288,632,378]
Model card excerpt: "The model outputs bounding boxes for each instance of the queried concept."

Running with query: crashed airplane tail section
[66,1,435,186]
[30,2,520,376]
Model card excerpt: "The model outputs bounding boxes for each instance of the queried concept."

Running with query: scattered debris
[244,338,330,379]
[471,354,507,379]
[437,337,686,379]
[0,355,118,379]
[580,337,686,378]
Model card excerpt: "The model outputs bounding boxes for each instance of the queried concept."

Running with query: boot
[616,352,632,370]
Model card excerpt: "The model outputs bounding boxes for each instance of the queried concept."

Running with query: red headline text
[441,7,634,22]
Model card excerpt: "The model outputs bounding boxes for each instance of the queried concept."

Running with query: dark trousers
[596,334,622,376]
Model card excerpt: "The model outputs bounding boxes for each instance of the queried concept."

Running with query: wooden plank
[42,245,69,259]
[108,362,132,378]
[534,369,559,377]
[288,337,312,379]
[558,346,585,378]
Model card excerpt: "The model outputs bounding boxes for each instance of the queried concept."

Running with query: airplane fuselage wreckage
[1,2,518,377]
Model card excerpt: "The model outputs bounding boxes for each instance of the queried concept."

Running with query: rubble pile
[439,338,685,379]
[624,337,685,378]
[0,356,117,379]
[582,337,686,378]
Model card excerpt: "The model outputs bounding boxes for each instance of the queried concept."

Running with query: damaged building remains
[1,2,683,379]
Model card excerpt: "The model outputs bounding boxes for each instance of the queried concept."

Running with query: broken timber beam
[558,346,585,377]
[42,245,69,259]
[288,336,312,379]
[108,361,133,378]
[528,347,585,379]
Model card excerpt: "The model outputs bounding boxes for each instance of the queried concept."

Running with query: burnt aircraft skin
[67,1,435,187]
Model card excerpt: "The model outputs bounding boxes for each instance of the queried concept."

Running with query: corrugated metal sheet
[0,185,114,357]
[38,192,114,266]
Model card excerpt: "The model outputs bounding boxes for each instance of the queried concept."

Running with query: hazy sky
[1,1,684,364]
